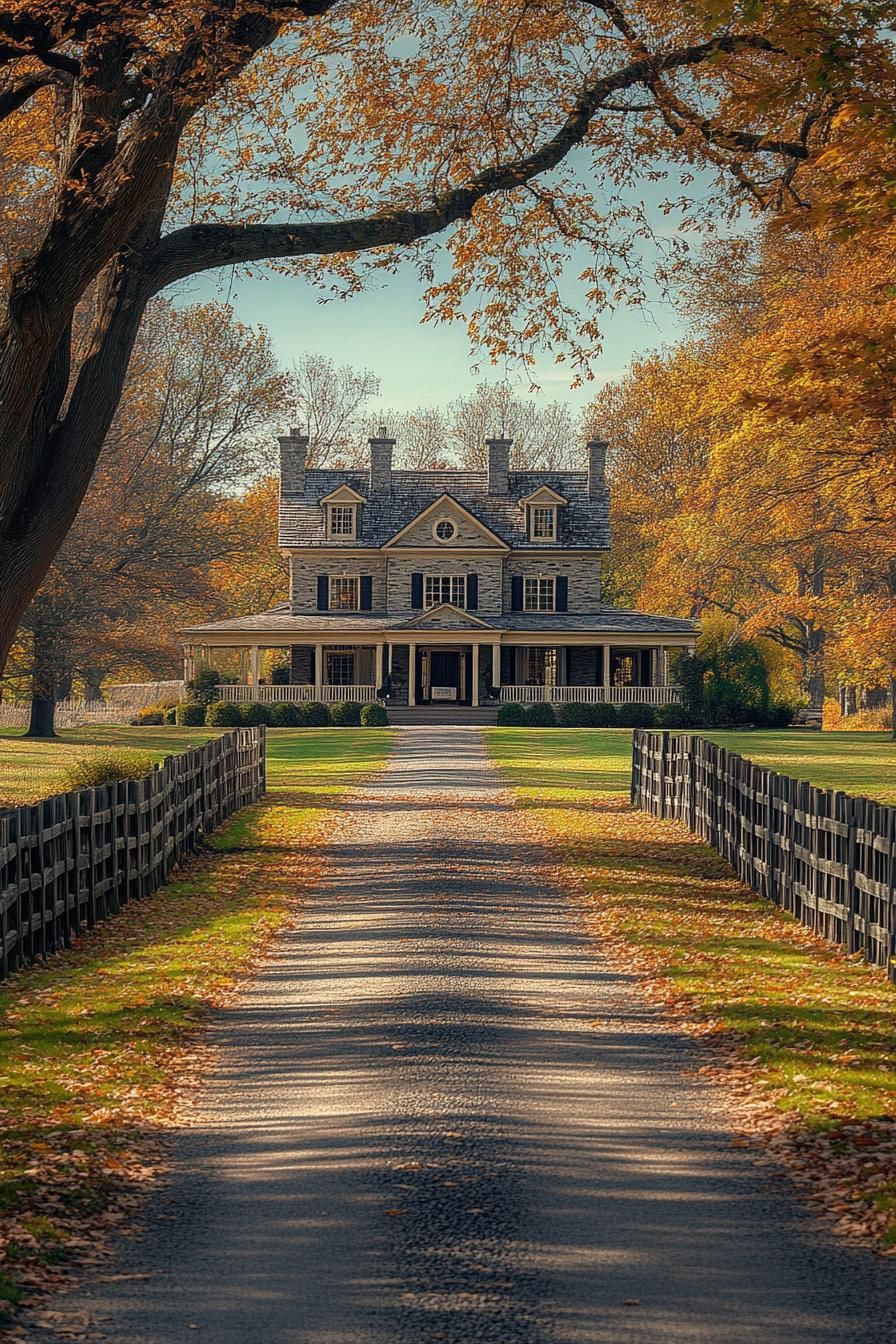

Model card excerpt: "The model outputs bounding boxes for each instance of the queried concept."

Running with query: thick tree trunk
[25,696,56,738]
[890,676,896,741]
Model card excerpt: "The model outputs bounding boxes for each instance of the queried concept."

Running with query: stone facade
[390,504,502,550]
[385,554,503,616]
[290,554,387,613]
[502,555,601,613]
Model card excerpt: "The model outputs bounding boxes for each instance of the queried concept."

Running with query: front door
[428,650,461,703]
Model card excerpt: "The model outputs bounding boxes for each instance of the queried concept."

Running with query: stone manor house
[181,430,697,710]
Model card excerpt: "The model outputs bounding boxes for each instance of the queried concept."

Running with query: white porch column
[315,643,325,693]
[183,645,196,683]
[375,642,385,691]
[471,643,480,708]
[657,645,667,686]
[491,641,501,689]
[249,645,262,685]
[238,648,248,683]
[408,642,417,706]
[602,643,611,697]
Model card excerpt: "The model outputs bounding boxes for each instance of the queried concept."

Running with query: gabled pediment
[382,493,509,550]
[398,603,494,630]
[319,483,367,505]
[519,484,568,506]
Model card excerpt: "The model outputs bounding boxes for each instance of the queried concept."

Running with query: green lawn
[488,727,895,804]
[0,724,396,808]
[0,727,394,1318]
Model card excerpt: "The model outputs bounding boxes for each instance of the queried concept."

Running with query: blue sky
[187,249,687,420]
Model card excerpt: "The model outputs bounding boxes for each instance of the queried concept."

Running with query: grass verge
[487,727,896,1253]
[0,729,394,1323]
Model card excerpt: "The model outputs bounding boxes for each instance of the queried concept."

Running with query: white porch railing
[217,683,377,705]
[500,684,682,705]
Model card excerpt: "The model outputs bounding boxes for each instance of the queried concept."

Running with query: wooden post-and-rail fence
[631,730,896,980]
[0,727,267,983]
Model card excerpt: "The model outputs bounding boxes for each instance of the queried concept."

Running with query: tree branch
[149,30,779,291]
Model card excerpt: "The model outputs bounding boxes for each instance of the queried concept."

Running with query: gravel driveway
[29,728,896,1343]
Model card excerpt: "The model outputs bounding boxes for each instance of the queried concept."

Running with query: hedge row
[495,700,691,729]
[133,700,389,728]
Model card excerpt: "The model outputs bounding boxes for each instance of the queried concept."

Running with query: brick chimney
[486,437,512,494]
[369,426,394,493]
[587,437,607,498]
[278,427,308,495]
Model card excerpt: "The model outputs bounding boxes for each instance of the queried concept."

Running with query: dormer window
[531,506,556,541]
[520,484,567,543]
[329,504,356,538]
[320,483,366,539]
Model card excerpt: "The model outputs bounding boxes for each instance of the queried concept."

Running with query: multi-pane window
[425,575,466,608]
[329,577,359,610]
[521,647,557,686]
[327,651,355,685]
[523,577,555,612]
[329,505,356,537]
[530,506,556,540]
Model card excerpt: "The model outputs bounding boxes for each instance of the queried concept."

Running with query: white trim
[432,515,458,544]
[326,503,358,540]
[528,504,557,542]
[519,484,568,506]
[399,602,492,630]
[523,575,556,612]
[319,484,367,504]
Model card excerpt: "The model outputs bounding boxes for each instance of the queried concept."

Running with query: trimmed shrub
[240,702,273,727]
[654,702,693,729]
[270,701,302,727]
[590,702,617,727]
[496,702,526,726]
[557,701,595,728]
[164,706,178,724]
[330,700,362,727]
[615,701,657,729]
[206,700,243,727]
[762,700,796,729]
[175,701,207,726]
[526,701,556,727]
[64,749,157,790]
[304,702,331,727]
[360,702,389,727]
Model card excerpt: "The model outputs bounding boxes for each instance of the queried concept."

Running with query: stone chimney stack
[486,437,512,494]
[278,427,308,495]
[587,437,608,498]
[369,426,394,493]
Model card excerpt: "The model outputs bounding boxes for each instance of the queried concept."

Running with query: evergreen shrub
[360,703,389,727]
[176,701,207,726]
[206,700,243,727]
[496,702,526,726]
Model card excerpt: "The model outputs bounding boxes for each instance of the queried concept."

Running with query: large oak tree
[0,0,889,672]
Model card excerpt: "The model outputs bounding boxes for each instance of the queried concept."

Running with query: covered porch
[499,643,683,705]
[184,634,686,708]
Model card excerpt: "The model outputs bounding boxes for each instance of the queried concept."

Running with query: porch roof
[181,602,697,639]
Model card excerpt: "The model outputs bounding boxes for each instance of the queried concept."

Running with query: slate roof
[183,603,697,638]
[279,470,610,550]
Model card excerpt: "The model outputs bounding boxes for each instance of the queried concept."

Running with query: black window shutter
[511,575,523,611]
[317,575,329,610]
[411,572,423,609]
[360,575,373,611]
[466,573,479,610]
[555,576,568,612]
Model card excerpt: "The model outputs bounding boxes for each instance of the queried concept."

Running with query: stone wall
[386,555,503,616]
[502,555,601,612]
[290,555,387,612]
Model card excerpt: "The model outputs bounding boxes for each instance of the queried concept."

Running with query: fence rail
[217,683,377,704]
[631,730,896,979]
[0,727,266,983]
[501,684,682,705]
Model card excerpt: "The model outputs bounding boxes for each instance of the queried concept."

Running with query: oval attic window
[434,518,457,542]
